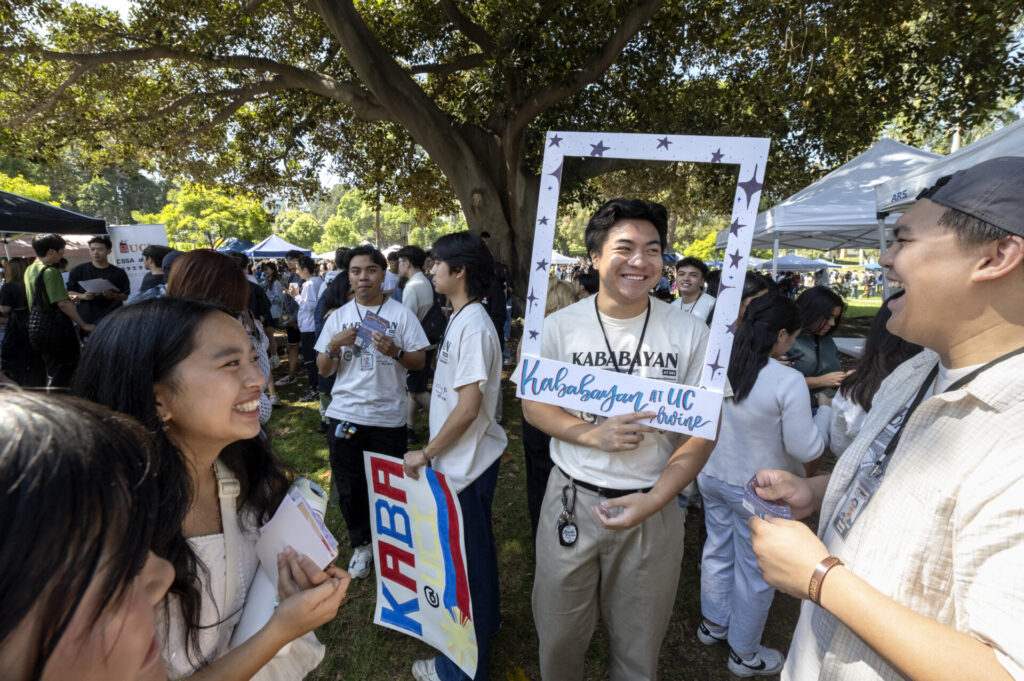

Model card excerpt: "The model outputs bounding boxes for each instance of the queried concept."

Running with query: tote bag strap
[214,458,242,658]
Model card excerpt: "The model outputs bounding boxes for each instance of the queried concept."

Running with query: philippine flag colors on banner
[364,452,477,677]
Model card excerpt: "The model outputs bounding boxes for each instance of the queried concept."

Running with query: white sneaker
[697,620,727,645]
[411,658,440,681]
[268,394,282,407]
[274,374,297,386]
[728,646,785,677]
[348,543,373,579]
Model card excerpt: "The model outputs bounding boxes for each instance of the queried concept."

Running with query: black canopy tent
[1,189,107,259]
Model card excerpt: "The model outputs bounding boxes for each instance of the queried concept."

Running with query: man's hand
[403,450,428,479]
[581,411,657,452]
[749,516,829,599]
[591,492,662,530]
[753,469,823,519]
[101,288,118,299]
[329,328,358,351]
[81,322,96,333]
[371,331,398,358]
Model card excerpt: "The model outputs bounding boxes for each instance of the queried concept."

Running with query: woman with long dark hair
[72,298,348,680]
[792,285,847,406]
[828,290,923,455]
[0,391,175,681]
[695,294,830,677]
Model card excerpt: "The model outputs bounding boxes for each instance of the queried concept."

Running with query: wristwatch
[394,348,405,361]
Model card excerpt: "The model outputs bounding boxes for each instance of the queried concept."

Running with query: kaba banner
[364,452,477,677]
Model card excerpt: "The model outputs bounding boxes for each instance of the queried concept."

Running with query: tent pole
[1,234,9,259]
[877,217,890,299]
[772,238,779,281]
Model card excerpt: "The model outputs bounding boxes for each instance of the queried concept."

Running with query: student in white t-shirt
[397,245,437,444]
[314,246,429,580]
[674,256,716,324]
[404,232,507,681]
[515,199,716,681]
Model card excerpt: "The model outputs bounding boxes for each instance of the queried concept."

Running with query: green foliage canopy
[2,0,1021,290]
[132,184,271,250]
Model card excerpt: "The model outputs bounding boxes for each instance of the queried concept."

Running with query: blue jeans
[698,472,776,656]
[434,459,501,681]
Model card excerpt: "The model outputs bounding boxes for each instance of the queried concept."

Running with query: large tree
[2,0,1021,289]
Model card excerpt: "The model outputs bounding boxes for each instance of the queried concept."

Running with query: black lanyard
[594,294,651,376]
[355,299,385,323]
[871,343,1024,477]
[439,299,480,350]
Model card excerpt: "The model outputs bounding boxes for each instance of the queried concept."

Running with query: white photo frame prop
[516,131,770,436]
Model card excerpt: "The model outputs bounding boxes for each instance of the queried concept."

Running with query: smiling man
[749,156,1024,681]
[516,198,716,681]
[674,256,715,323]
[314,245,429,580]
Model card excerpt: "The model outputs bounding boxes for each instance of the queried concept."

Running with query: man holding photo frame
[516,198,718,680]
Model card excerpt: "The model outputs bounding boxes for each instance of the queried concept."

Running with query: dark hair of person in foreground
[0,390,166,681]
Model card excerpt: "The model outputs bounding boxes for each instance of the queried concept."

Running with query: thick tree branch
[8,63,92,127]
[408,52,486,77]
[506,0,665,140]
[438,0,496,55]
[0,44,393,122]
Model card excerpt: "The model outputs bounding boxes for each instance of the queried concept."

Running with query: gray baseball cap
[918,156,1024,236]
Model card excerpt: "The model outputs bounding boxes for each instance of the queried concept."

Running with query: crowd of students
[2,156,1023,681]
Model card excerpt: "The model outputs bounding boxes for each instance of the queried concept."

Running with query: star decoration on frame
[725,319,739,335]
[589,140,610,157]
[527,288,538,308]
[536,259,549,271]
[548,162,563,184]
[707,350,724,375]
[728,250,743,268]
[711,148,724,163]
[656,136,672,150]
[548,134,563,147]
[718,282,734,295]
[529,330,539,340]
[538,216,549,226]
[729,219,745,236]
[738,164,764,208]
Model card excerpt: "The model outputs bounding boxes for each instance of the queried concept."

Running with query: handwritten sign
[365,452,477,677]
[517,131,770,434]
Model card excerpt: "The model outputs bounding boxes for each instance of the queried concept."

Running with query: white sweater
[702,359,830,487]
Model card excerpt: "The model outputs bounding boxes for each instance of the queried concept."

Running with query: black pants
[300,331,318,389]
[522,419,554,541]
[326,420,407,548]
[42,344,79,389]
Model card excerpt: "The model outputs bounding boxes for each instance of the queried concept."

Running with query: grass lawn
[835,296,883,339]
[268,351,804,681]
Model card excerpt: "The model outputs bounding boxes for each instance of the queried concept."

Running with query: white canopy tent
[875,117,1024,214]
[717,138,939,252]
[550,251,575,265]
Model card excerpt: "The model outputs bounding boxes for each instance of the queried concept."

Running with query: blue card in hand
[742,476,793,520]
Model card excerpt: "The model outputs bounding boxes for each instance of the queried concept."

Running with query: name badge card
[516,131,769,435]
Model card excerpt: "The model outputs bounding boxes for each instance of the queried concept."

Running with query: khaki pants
[532,467,684,681]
